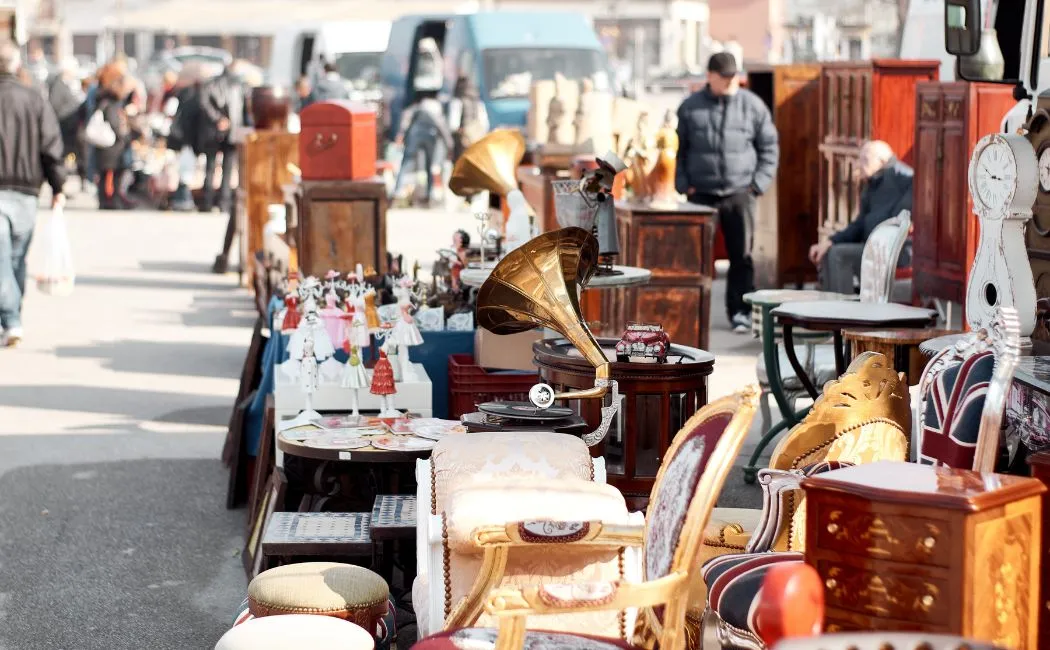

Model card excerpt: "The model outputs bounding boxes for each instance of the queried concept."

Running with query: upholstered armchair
[410,389,760,650]
[413,432,617,637]
[702,352,911,566]
[916,307,1022,472]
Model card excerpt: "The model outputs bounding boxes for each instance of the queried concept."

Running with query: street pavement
[0,194,775,649]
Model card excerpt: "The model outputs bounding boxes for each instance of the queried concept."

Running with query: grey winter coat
[674,86,779,197]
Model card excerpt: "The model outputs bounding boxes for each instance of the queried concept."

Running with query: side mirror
[945,0,982,56]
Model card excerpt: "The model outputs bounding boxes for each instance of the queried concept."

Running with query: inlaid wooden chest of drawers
[802,461,1045,649]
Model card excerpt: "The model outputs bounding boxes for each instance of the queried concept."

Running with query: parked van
[270,21,391,100]
[380,12,611,141]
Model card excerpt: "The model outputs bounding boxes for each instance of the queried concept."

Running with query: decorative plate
[314,415,366,430]
[413,425,467,440]
[303,433,374,450]
[279,427,323,442]
[370,436,437,452]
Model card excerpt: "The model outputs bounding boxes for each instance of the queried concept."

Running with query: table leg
[762,306,801,424]
[784,325,819,399]
[893,344,910,381]
[833,330,847,376]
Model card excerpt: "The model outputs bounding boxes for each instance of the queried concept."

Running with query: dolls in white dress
[392,279,424,381]
[340,344,369,416]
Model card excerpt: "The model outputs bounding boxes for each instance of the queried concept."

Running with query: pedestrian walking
[391,90,453,206]
[93,61,133,210]
[0,43,67,347]
[675,52,779,333]
[198,65,248,214]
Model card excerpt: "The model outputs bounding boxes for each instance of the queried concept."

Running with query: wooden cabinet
[912,82,1017,305]
[1026,451,1050,650]
[803,461,1044,648]
[606,202,716,351]
[295,180,388,278]
[238,131,299,286]
[747,64,822,289]
[818,60,939,241]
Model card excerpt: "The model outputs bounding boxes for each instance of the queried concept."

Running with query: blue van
[380,12,612,142]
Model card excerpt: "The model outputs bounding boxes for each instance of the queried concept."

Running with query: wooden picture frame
[245,395,275,536]
[241,467,287,579]
[224,316,267,509]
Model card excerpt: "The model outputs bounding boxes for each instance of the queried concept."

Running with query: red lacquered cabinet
[912,82,1017,307]
[817,60,939,241]
[299,101,377,181]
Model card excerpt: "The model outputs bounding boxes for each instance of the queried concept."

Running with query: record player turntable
[461,401,589,435]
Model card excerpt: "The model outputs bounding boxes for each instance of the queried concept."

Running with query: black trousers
[203,147,237,211]
[691,190,756,321]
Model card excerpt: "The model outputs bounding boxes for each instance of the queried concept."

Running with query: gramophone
[474,227,620,446]
[551,152,626,275]
[449,129,534,257]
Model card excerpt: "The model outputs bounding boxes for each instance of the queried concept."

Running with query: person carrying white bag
[0,42,68,348]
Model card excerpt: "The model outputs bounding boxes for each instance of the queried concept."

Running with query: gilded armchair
[702,352,911,565]
[410,388,760,650]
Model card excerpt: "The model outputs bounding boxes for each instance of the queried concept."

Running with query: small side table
[371,495,417,601]
[843,328,961,386]
[771,301,937,399]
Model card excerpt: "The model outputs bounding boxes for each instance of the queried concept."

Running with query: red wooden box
[298,100,377,181]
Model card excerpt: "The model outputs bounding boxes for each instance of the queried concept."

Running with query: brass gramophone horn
[477,227,611,404]
[449,128,527,198]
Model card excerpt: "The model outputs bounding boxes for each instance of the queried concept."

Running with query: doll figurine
[347,295,372,349]
[340,343,369,416]
[280,294,301,332]
[319,290,346,346]
[392,277,424,381]
[370,347,399,417]
[364,290,381,330]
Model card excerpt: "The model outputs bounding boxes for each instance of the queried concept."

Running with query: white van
[268,21,391,100]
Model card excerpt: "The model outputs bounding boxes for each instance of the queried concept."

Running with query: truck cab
[270,21,391,102]
[380,11,612,142]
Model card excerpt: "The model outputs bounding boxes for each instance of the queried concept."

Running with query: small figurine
[364,289,381,330]
[340,343,369,416]
[615,323,670,364]
[370,346,400,417]
[392,277,425,381]
[646,110,680,208]
[344,298,371,350]
[284,307,338,420]
[319,290,346,346]
[280,294,301,332]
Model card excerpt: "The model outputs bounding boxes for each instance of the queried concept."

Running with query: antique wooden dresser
[747,63,822,289]
[295,180,388,278]
[912,82,1017,307]
[1026,450,1050,650]
[802,461,1044,648]
[817,60,939,241]
[608,201,716,351]
[1022,97,1050,353]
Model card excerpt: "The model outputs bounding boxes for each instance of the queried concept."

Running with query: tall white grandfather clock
[966,133,1039,339]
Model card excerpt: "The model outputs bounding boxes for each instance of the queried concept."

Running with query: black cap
[707,52,739,77]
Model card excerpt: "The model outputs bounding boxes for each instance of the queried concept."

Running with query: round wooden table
[532,337,714,509]
[770,301,938,399]
[277,434,434,463]
[843,328,962,386]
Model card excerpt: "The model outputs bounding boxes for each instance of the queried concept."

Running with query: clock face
[1040,147,1050,192]
[973,141,1017,212]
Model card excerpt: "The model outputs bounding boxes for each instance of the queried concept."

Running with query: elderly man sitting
[809,140,913,294]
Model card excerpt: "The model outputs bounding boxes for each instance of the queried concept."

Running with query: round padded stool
[215,614,374,649]
[248,562,389,635]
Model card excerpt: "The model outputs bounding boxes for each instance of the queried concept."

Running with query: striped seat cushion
[702,552,805,635]
[920,351,995,469]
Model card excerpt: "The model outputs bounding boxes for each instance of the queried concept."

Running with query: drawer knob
[922,536,936,549]
[827,523,840,534]
[921,595,935,608]
[825,578,837,590]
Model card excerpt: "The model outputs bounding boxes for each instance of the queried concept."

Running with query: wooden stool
[843,328,960,386]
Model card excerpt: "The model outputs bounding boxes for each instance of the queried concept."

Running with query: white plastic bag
[35,206,75,296]
[84,109,116,148]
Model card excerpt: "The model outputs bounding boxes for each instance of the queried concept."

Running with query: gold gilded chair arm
[470,520,645,548]
[485,573,687,618]
[745,468,805,554]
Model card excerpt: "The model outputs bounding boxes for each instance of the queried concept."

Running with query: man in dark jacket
[808,140,913,294]
[198,67,247,213]
[308,61,349,105]
[675,52,779,333]
[0,43,67,347]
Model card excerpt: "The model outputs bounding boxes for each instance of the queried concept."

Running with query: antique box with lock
[802,461,1044,649]
[298,100,377,181]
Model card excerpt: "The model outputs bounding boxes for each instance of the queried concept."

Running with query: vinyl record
[477,401,574,421]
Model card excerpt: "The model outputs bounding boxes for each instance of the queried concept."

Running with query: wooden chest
[606,201,716,351]
[912,82,1016,307]
[817,60,939,241]
[298,101,377,182]
[803,461,1044,649]
[295,179,388,278]
[1026,451,1050,650]
[747,63,822,289]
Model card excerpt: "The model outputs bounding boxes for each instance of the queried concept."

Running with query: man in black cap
[675,51,779,333]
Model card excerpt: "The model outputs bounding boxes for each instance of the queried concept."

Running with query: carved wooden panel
[1025,451,1050,650]
[636,223,703,281]
[242,132,299,285]
[634,286,703,350]
[824,607,952,633]
[296,180,387,278]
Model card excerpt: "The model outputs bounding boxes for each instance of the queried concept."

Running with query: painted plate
[370,436,437,452]
[303,433,374,450]
[413,425,467,441]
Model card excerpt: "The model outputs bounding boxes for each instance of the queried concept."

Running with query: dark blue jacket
[831,158,913,244]
[674,86,779,197]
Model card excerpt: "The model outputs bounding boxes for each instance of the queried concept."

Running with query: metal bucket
[551,179,600,231]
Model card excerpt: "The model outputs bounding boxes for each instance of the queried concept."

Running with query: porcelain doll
[364,289,381,331]
[347,295,372,349]
[340,343,369,416]
[283,312,337,420]
[392,278,424,381]
[280,294,301,332]
[319,290,346,346]
[387,341,402,382]
[370,347,399,417]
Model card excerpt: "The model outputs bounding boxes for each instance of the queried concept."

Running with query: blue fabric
[244,296,287,457]
[406,330,474,419]
[920,350,994,468]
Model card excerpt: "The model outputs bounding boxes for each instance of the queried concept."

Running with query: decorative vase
[958,29,1006,81]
